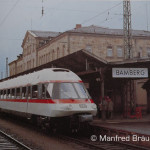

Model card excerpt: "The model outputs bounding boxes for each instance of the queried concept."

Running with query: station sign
[112,68,148,78]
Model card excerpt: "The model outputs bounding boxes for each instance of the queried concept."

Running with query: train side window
[1,90,3,99]
[16,88,20,99]
[25,86,28,99]
[10,89,12,99]
[42,84,45,99]
[26,86,31,99]
[12,89,15,99]
[0,90,2,99]
[22,87,26,99]
[20,87,22,99]
[38,83,47,99]
[15,88,17,99]
[41,83,51,99]
[7,89,10,99]
[4,90,6,99]
[6,89,8,99]
[3,90,5,99]
[38,84,42,99]
[32,85,38,99]
[1,90,2,99]
[46,83,53,99]
[37,83,51,99]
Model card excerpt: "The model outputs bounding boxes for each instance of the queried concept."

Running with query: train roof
[0,68,81,90]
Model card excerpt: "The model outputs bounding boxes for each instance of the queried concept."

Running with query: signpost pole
[100,68,106,121]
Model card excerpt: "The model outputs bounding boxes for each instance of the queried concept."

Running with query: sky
[0,0,150,78]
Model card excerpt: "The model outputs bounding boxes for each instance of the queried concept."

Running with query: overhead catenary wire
[81,2,122,25]
[0,0,19,27]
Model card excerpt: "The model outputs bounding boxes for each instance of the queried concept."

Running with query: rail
[0,130,32,150]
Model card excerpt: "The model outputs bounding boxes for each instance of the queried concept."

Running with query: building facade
[9,25,150,76]
[9,30,60,76]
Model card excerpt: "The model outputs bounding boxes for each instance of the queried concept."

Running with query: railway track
[59,134,150,150]
[0,114,149,150]
[0,130,32,150]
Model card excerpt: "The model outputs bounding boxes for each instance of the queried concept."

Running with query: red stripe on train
[28,99,55,103]
[0,99,94,104]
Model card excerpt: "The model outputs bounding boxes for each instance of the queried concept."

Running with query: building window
[43,55,45,64]
[137,47,142,58]
[62,45,65,57]
[86,45,92,53]
[57,47,60,58]
[33,59,34,68]
[147,47,150,57]
[52,50,55,60]
[48,52,50,62]
[107,47,113,57]
[46,54,48,63]
[42,56,44,64]
[50,52,52,61]
[117,47,123,57]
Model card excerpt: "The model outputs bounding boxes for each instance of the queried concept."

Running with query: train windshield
[47,82,90,99]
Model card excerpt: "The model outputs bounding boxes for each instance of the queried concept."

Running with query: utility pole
[123,0,132,59]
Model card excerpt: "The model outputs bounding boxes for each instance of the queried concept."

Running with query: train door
[26,86,31,114]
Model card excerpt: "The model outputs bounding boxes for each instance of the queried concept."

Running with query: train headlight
[91,104,97,109]
[60,104,73,110]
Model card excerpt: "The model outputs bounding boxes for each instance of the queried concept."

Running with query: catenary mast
[123,0,132,59]
[123,0,134,117]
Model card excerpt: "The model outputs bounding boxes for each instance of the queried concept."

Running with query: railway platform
[90,114,150,148]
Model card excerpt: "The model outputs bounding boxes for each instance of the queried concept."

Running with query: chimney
[75,24,82,29]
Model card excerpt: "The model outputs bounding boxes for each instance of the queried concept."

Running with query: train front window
[49,82,89,99]
[60,83,78,99]
[74,83,89,99]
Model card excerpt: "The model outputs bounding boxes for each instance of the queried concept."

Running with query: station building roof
[67,25,150,37]
[28,30,61,38]
[2,49,150,82]
[109,57,150,68]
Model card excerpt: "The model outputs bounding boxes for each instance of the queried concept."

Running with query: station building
[8,25,150,115]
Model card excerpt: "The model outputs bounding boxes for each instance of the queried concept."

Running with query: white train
[0,68,97,130]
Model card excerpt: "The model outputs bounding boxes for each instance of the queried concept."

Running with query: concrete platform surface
[91,114,150,136]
